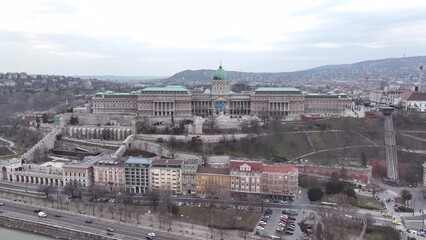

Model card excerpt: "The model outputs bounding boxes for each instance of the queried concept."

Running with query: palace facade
[91,66,351,118]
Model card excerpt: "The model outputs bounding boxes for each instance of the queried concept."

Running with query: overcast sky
[1,0,426,76]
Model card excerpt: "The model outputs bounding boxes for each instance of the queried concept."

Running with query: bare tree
[135,206,143,224]
[148,189,160,211]
[57,195,66,209]
[38,185,55,198]
[200,150,211,167]
[108,205,115,219]
[98,203,105,217]
[64,180,82,198]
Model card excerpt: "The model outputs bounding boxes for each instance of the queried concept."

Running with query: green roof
[213,66,227,81]
[141,85,190,93]
[254,87,301,93]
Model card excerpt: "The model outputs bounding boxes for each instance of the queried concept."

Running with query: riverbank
[0,226,55,240]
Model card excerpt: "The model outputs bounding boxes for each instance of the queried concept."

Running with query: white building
[398,91,426,112]
[62,155,99,187]
[149,159,183,194]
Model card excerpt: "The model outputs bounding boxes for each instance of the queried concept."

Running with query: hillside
[161,56,426,85]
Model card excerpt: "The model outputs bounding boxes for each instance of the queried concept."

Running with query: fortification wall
[20,126,61,163]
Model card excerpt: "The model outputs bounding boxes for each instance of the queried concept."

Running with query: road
[0,200,180,240]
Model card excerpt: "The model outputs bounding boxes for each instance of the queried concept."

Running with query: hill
[161,56,426,85]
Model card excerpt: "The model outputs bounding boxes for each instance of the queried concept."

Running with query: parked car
[85,219,92,224]
[106,232,114,236]
[0,202,4,206]
[54,214,61,217]
[285,231,294,235]
[106,228,114,232]
[34,209,42,213]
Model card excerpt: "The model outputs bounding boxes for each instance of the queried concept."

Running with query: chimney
[415,86,419,92]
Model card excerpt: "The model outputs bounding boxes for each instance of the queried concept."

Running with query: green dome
[213,65,227,80]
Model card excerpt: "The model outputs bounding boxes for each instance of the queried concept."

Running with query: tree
[401,189,413,202]
[38,185,55,198]
[69,116,79,125]
[200,149,211,167]
[360,152,368,166]
[307,187,324,202]
[148,189,160,211]
[326,180,345,194]
[64,180,82,198]
[343,187,357,199]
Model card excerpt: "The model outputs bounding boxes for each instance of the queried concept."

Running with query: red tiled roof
[230,160,263,171]
[196,167,230,175]
[262,165,298,173]
[407,92,426,101]
[400,90,414,100]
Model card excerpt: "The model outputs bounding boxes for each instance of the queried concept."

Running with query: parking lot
[254,208,309,239]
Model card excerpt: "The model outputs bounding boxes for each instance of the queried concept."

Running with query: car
[287,227,295,231]
[0,202,4,206]
[277,223,286,228]
[38,212,47,218]
[147,232,156,240]
[272,199,280,203]
[289,217,296,221]
[85,219,92,224]
[285,231,294,235]
[299,190,302,195]
[392,220,401,225]
[276,227,285,232]
[106,228,114,232]
[260,217,269,222]
[282,209,290,214]
[106,232,114,236]
[256,226,265,231]
[34,209,42,213]
[0,210,4,213]
[381,212,392,217]
[259,221,267,225]
[171,195,177,197]
[54,214,61,217]
[258,223,266,227]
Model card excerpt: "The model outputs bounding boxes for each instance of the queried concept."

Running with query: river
[0,227,55,240]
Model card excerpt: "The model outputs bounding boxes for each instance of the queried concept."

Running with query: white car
[147,232,156,240]
[38,212,47,218]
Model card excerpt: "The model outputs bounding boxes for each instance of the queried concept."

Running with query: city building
[230,160,263,195]
[195,167,230,197]
[91,66,351,119]
[261,165,298,199]
[398,91,426,112]
[124,156,153,194]
[93,156,125,191]
[63,155,98,187]
[182,159,198,195]
[149,159,183,194]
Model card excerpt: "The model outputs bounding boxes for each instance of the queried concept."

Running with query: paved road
[0,200,179,240]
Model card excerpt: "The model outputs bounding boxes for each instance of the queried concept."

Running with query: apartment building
[93,157,125,191]
[261,165,298,198]
[182,159,198,195]
[149,159,183,194]
[63,155,98,187]
[124,157,154,194]
[230,160,263,195]
[195,167,230,196]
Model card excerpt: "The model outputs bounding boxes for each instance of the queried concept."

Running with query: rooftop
[196,167,230,175]
[152,159,184,166]
[62,154,106,169]
[406,92,426,101]
[140,85,190,94]
[125,156,154,166]
[254,87,302,93]
[262,165,298,173]
[230,160,263,171]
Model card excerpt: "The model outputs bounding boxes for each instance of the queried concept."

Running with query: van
[38,212,47,218]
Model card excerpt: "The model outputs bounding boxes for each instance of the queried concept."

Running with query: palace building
[91,66,351,118]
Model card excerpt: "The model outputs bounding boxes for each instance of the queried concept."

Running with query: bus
[320,202,337,207]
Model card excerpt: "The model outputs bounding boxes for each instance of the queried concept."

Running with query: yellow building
[195,167,230,197]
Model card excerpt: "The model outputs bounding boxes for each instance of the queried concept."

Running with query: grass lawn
[307,131,372,151]
[177,206,260,231]
[357,195,385,210]
[363,225,400,240]
[0,146,14,156]
[304,146,385,165]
